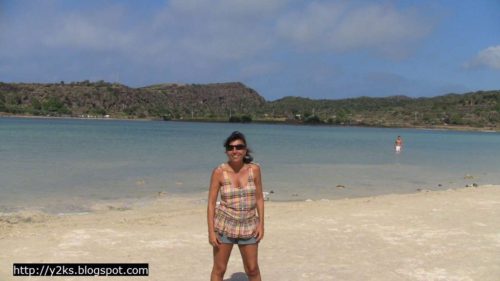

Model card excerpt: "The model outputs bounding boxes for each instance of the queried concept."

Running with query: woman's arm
[207,168,221,247]
[252,164,265,241]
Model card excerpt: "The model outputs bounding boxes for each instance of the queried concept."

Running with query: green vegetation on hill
[0,81,265,120]
[1,80,499,130]
[262,92,500,129]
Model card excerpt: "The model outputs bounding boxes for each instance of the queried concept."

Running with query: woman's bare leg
[211,243,234,281]
[239,244,261,281]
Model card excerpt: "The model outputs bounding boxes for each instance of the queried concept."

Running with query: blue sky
[0,0,499,100]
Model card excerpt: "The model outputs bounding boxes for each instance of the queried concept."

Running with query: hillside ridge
[1,81,499,130]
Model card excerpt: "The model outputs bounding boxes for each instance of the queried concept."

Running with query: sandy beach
[1,185,499,281]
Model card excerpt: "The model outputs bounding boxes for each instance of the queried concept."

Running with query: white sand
[1,185,499,281]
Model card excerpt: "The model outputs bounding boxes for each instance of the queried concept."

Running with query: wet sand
[1,185,499,281]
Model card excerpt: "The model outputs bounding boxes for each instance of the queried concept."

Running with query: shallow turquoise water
[1,117,499,213]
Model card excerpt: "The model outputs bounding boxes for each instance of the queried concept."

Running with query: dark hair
[224,131,253,163]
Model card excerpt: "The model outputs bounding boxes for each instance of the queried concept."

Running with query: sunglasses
[226,144,246,151]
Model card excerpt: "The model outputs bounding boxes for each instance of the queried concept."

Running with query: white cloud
[168,0,290,18]
[465,45,500,70]
[2,1,277,56]
[276,2,433,57]
[0,3,136,57]
[0,0,437,87]
[44,12,134,51]
[149,0,284,62]
[1,1,433,64]
[276,2,346,45]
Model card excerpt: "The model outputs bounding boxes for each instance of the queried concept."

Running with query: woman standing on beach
[207,131,265,281]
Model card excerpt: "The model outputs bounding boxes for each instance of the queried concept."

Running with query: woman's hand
[209,232,220,247]
[253,223,264,242]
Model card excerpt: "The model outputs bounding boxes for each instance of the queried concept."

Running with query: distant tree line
[0,81,499,129]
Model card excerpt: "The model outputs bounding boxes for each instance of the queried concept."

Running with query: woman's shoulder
[247,162,261,173]
[212,164,226,175]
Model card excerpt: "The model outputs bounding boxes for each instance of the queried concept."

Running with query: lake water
[1,117,499,213]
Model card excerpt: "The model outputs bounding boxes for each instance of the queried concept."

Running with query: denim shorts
[218,233,258,245]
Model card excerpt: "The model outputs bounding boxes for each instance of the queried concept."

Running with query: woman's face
[225,139,247,163]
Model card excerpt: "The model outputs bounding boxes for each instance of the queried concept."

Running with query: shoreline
[0,184,495,219]
[1,185,499,280]
[1,182,496,217]
[2,114,498,133]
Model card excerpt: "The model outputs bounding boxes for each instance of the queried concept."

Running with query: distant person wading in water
[207,131,265,281]
[395,135,403,153]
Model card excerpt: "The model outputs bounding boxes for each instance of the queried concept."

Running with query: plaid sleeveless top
[214,163,259,238]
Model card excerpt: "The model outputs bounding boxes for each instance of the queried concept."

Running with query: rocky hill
[1,80,499,129]
[0,81,265,119]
